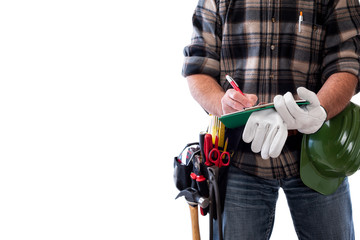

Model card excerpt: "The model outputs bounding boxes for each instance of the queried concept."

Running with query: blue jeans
[214,165,354,240]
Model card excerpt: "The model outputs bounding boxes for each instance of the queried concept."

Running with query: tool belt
[174,116,232,240]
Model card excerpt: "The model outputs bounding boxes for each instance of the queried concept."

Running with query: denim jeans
[214,165,354,240]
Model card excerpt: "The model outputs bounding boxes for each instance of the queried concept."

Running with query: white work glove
[243,109,288,159]
[273,87,327,134]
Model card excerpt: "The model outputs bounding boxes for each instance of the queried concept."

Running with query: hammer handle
[189,205,200,240]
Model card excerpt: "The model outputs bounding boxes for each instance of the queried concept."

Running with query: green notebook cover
[219,100,309,129]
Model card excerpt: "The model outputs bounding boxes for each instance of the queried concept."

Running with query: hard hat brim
[300,136,345,195]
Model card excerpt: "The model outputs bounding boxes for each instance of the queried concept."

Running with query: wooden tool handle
[189,205,200,240]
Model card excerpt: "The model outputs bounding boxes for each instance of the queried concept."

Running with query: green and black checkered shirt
[182,0,360,179]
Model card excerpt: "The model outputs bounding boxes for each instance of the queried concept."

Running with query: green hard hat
[300,101,360,195]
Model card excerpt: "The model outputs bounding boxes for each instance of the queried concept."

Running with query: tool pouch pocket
[173,142,200,191]
[173,157,193,191]
[218,165,229,215]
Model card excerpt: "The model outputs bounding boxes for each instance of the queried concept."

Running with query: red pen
[225,75,245,96]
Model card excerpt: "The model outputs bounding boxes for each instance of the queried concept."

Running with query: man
[182,0,360,239]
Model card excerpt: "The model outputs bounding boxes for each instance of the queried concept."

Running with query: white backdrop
[0,1,359,239]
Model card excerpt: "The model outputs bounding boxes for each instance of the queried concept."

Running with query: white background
[0,0,359,239]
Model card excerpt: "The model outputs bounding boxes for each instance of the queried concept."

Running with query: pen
[298,11,303,33]
[225,75,245,96]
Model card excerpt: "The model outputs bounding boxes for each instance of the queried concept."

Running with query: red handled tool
[204,133,213,166]
[208,137,230,168]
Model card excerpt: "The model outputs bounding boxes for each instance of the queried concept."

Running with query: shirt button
[270,45,275,50]
[269,73,274,79]
[272,17,276,23]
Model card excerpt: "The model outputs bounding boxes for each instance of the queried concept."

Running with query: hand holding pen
[226,75,245,96]
[220,75,258,115]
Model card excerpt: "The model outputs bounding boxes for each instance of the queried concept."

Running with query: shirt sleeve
[322,0,360,85]
[182,0,222,79]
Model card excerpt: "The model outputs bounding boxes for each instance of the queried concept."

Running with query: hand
[242,109,288,159]
[274,87,327,134]
[221,89,257,115]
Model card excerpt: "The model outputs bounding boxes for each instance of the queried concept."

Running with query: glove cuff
[320,105,328,121]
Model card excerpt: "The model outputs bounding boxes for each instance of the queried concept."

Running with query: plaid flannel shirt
[182,0,360,179]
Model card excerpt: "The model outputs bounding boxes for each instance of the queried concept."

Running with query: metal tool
[176,187,209,209]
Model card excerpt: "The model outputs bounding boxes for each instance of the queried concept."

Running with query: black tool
[199,131,206,161]
[208,166,223,240]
